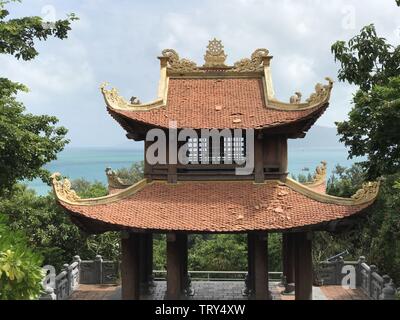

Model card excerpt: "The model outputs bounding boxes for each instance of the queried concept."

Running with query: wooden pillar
[139,233,153,285]
[146,233,153,282]
[254,233,270,300]
[282,233,295,284]
[247,233,256,293]
[295,232,313,300]
[121,232,140,300]
[254,133,264,183]
[179,234,188,293]
[167,233,183,300]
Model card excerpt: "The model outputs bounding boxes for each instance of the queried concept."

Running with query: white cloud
[2,0,400,145]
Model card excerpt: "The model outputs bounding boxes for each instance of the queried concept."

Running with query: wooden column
[139,233,153,286]
[247,233,256,293]
[282,233,295,284]
[295,232,313,300]
[121,232,140,300]
[278,136,288,176]
[254,133,265,183]
[146,233,153,283]
[254,233,270,300]
[179,234,188,293]
[167,233,183,300]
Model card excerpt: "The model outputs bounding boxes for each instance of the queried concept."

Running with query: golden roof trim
[266,78,334,111]
[203,38,228,68]
[105,168,132,189]
[101,82,165,111]
[303,161,327,188]
[162,39,271,74]
[51,172,149,206]
[52,172,379,208]
[285,177,380,206]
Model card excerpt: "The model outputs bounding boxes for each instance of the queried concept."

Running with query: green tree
[0,213,44,300]
[0,180,120,271]
[314,164,400,285]
[332,24,400,178]
[0,0,77,194]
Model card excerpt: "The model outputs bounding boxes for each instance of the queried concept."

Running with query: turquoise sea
[26,146,359,195]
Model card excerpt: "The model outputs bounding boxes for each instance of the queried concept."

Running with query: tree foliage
[0,213,44,300]
[0,181,118,271]
[315,165,400,285]
[0,0,78,61]
[0,0,77,194]
[332,24,400,178]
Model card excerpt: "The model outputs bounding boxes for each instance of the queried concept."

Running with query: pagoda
[52,39,379,300]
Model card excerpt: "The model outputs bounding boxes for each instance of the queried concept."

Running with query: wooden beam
[295,232,313,300]
[254,233,270,300]
[121,232,140,300]
[167,233,182,299]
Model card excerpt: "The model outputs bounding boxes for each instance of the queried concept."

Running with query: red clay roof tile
[60,181,370,233]
[109,78,327,130]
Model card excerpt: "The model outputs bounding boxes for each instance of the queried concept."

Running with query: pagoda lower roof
[51,175,379,234]
[103,77,332,132]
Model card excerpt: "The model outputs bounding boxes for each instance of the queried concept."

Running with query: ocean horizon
[25,145,359,196]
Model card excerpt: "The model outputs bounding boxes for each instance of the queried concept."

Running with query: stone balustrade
[40,254,399,300]
[40,255,119,300]
[317,256,398,300]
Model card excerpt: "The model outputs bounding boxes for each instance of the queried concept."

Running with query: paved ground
[69,281,369,300]
[320,285,370,300]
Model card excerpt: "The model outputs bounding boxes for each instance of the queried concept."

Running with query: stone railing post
[95,255,103,284]
[73,255,81,266]
[356,256,366,287]
[335,257,344,285]
[369,265,377,298]
[73,255,81,284]
[63,263,70,296]
[40,287,57,300]
[379,276,396,300]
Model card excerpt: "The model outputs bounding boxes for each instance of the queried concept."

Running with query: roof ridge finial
[203,38,227,68]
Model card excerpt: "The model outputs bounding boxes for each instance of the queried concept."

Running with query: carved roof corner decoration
[305,161,327,186]
[306,77,334,105]
[290,92,302,104]
[232,48,270,72]
[351,181,381,204]
[100,82,130,109]
[51,173,81,202]
[100,82,164,111]
[162,49,200,73]
[268,77,334,111]
[105,167,132,189]
[203,38,228,68]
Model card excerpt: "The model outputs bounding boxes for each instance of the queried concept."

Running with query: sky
[2,0,400,147]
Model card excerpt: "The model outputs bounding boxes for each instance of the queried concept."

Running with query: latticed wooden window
[187,136,245,164]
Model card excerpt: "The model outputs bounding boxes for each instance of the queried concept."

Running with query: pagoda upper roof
[101,39,334,137]
[51,173,379,234]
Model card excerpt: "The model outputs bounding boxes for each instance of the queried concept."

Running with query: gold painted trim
[51,172,149,206]
[52,172,379,209]
[105,168,132,189]
[285,177,380,206]
[100,83,166,111]
[303,161,327,188]
[266,78,334,111]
